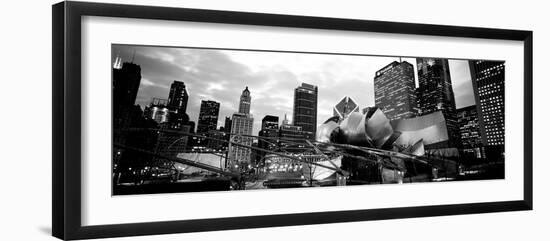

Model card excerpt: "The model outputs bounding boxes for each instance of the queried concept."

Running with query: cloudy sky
[112,45,475,135]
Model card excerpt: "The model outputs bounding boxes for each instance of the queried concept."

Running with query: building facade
[293,83,318,140]
[206,130,228,152]
[333,96,359,119]
[229,87,254,164]
[469,60,505,146]
[230,113,254,164]
[416,58,460,147]
[261,115,279,130]
[167,81,189,114]
[223,116,232,133]
[258,115,280,161]
[279,114,308,152]
[144,98,170,124]
[196,100,220,134]
[374,61,417,120]
[166,81,189,130]
[457,105,482,148]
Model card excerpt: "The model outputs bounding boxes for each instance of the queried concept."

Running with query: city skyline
[111,45,506,195]
[112,45,476,135]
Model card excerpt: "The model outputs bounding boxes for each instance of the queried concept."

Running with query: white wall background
[0,0,547,240]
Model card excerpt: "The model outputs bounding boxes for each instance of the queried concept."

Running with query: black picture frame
[52,1,533,240]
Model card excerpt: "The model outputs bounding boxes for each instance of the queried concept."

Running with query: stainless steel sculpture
[316,107,458,183]
[317,107,452,153]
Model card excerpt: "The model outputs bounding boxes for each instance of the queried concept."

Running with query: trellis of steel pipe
[114,143,240,178]
[119,128,344,173]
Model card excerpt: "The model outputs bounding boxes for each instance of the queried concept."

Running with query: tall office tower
[229,87,255,164]
[113,62,141,109]
[333,96,359,119]
[167,81,189,114]
[469,60,505,146]
[258,115,280,159]
[196,100,220,134]
[293,83,318,140]
[113,61,142,128]
[166,81,190,130]
[416,58,459,147]
[238,86,251,114]
[374,61,417,120]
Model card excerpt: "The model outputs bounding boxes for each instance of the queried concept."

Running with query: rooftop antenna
[131,49,136,63]
[113,51,123,69]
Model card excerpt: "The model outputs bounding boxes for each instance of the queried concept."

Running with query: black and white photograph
[1,0,545,240]
[112,44,505,195]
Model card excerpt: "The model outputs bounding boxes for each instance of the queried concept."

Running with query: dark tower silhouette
[167,81,190,130]
[224,116,232,133]
[258,115,280,159]
[292,83,318,140]
[113,62,141,129]
[196,100,220,134]
[167,81,189,114]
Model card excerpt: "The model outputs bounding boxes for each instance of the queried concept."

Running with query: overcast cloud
[112,45,475,135]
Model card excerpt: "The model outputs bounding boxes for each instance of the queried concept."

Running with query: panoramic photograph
[111,44,505,195]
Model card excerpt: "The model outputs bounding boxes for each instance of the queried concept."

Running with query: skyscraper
[229,87,255,164]
[113,62,141,128]
[258,115,280,159]
[113,62,141,110]
[238,86,251,114]
[374,61,417,120]
[333,96,359,119]
[230,113,254,164]
[416,58,459,147]
[167,81,189,114]
[293,83,318,140]
[196,100,220,134]
[166,81,190,130]
[469,60,505,146]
